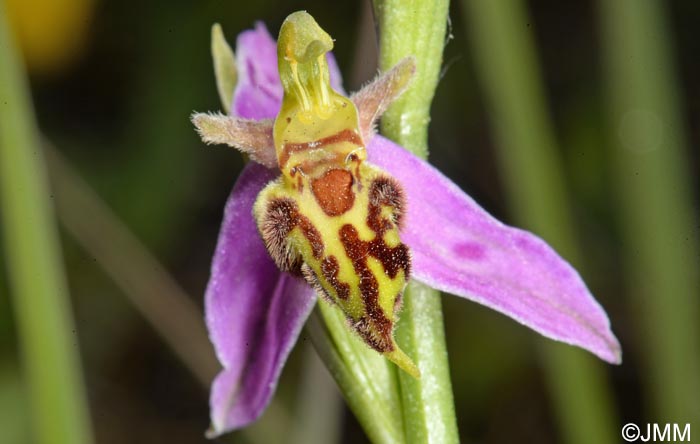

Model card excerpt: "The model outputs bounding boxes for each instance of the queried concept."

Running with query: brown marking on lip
[260,198,303,275]
[320,256,350,300]
[261,198,324,269]
[334,175,412,352]
[368,240,410,280]
[298,214,323,259]
[353,316,392,352]
[301,263,336,306]
[368,175,405,229]
[279,128,362,168]
[311,169,355,216]
[340,224,393,351]
[366,177,411,278]
[296,151,345,176]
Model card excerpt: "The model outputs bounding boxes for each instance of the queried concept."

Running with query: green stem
[599,0,700,423]
[307,306,405,444]
[393,282,457,443]
[374,0,449,158]
[373,1,459,443]
[0,7,93,444]
[461,1,619,443]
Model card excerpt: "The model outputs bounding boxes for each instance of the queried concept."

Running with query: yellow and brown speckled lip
[253,157,418,377]
[249,11,420,377]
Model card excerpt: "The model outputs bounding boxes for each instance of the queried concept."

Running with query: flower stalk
[373,0,460,442]
[308,307,405,444]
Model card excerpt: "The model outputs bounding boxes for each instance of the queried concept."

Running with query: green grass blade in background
[0,6,93,444]
[599,0,700,423]
[461,1,619,443]
[291,346,343,444]
[373,1,459,443]
[0,364,30,444]
[45,146,219,387]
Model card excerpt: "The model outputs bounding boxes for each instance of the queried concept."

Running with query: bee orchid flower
[192,12,621,438]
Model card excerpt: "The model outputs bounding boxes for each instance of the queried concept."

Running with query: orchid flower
[192,12,621,438]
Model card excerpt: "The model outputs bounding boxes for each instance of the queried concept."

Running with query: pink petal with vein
[368,136,621,364]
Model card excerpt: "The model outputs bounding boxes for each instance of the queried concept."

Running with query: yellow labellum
[253,11,419,377]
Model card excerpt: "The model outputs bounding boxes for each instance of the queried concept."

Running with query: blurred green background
[0,0,698,443]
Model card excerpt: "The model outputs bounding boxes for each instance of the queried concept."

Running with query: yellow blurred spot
[5,0,94,75]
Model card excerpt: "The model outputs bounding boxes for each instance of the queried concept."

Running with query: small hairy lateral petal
[191,112,277,168]
[352,57,417,141]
